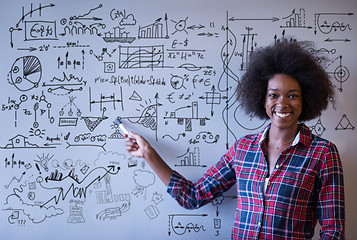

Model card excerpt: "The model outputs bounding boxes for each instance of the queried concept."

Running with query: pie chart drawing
[10,55,42,92]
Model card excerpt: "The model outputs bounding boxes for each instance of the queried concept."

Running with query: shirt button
[258,222,261,226]
[275,164,279,169]
[267,181,271,186]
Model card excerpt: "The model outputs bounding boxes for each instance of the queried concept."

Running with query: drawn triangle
[129,91,142,101]
[108,129,124,139]
[82,116,108,132]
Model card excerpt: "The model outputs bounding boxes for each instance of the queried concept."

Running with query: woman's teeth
[275,112,291,118]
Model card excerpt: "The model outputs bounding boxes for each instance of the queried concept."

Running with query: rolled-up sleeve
[167,145,237,209]
[317,143,345,239]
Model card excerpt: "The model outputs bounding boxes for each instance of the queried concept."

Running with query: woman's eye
[268,94,277,98]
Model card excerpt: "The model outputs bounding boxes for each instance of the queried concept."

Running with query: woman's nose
[277,97,288,107]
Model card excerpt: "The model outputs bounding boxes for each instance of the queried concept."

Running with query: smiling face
[265,74,302,130]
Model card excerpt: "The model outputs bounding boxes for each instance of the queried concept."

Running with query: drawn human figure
[124,41,345,239]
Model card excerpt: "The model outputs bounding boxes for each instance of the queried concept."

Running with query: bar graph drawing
[176,147,206,167]
[164,101,209,131]
[138,14,169,39]
[281,9,312,29]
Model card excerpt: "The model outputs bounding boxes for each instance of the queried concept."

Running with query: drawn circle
[47,103,51,108]
[33,122,39,128]
[12,66,19,74]
[60,18,67,25]
[20,94,28,102]
[10,56,42,92]
[63,159,73,169]
[50,117,55,124]
[170,75,185,90]
[33,128,42,136]
[175,20,187,31]
[28,192,35,201]
[15,76,22,83]
[36,176,43,183]
[334,65,349,83]
[59,110,64,116]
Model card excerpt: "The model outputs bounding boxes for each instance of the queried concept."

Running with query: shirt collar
[258,123,311,147]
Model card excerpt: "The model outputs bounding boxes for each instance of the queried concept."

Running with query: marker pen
[115,117,131,137]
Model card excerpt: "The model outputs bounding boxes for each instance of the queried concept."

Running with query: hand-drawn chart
[0,1,356,240]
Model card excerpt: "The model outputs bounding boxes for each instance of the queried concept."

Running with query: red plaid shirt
[167,123,345,239]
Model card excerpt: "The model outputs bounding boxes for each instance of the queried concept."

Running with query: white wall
[0,0,356,239]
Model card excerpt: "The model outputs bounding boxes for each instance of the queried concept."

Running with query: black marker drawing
[335,114,355,130]
[310,117,326,137]
[57,51,85,70]
[5,172,26,189]
[96,203,130,220]
[59,96,82,127]
[118,45,168,69]
[171,17,189,35]
[129,91,142,101]
[164,101,209,132]
[81,108,108,132]
[199,85,227,116]
[168,214,207,236]
[34,153,53,173]
[314,12,353,35]
[43,72,85,96]
[324,55,349,92]
[9,56,41,92]
[138,14,169,39]
[176,147,206,168]
[40,165,120,206]
[280,9,312,29]
[188,131,219,144]
[145,205,160,219]
[132,169,155,199]
[9,3,55,47]
[90,48,117,61]
[162,132,186,141]
[103,26,136,43]
[4,194,64,224]
[67,206,85,223]
[1,134,56,149]
[151,192,164,205]
[25,21,58,41]
[70,4,102,21]
[89,86,124,111]
[60,4,105,36]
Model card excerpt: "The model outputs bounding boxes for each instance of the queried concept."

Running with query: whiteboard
[0,0,356,239]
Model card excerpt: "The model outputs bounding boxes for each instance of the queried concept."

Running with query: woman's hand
[124,131,173,186]
[125,131,151,159]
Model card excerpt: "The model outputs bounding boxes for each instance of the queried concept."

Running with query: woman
[125,41,345,239]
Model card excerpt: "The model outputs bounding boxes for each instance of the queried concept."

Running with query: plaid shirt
[167,123,345,239]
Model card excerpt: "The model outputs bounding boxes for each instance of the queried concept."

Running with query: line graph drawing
[118,45,167,69]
